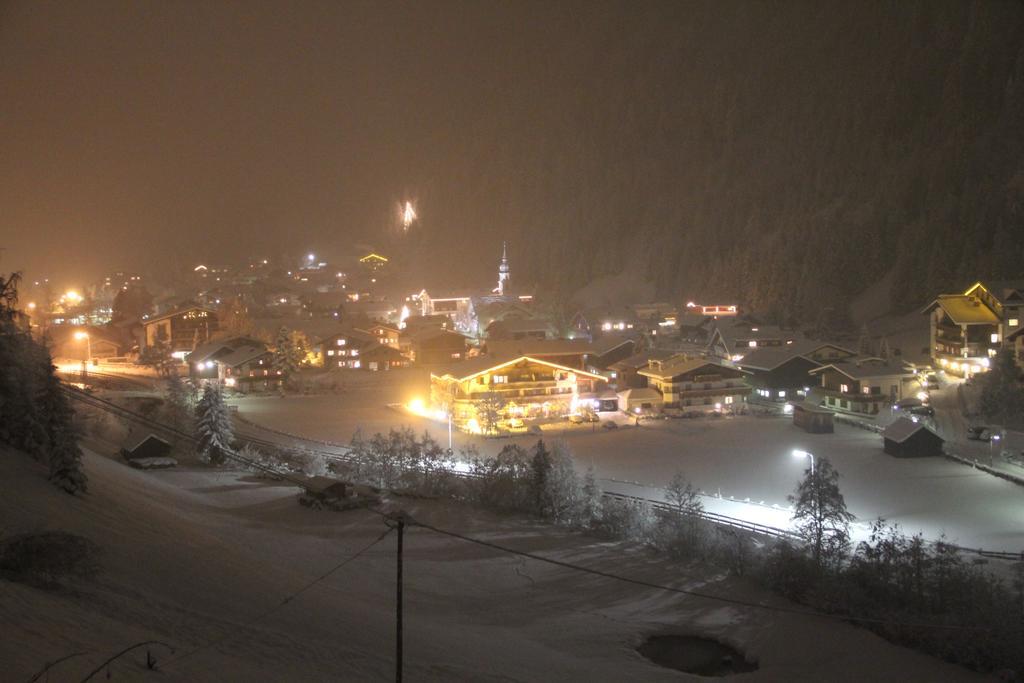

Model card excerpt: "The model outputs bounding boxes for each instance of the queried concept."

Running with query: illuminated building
[923,281,1024,376]
[142,306,219,353]
[638,356,751,410]
[430,355,608,429]
[808,358,915,416]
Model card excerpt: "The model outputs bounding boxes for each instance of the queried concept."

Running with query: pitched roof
[883,417,942,444]
[922,295,1000,324]
[617,387,663,401]
[808,358,914,380]
[590,335,639,356]
[216,344,271,368]
[431,354,607,382]
[143,305,217,325]
[639,356,750,380]
[737,347,819,372]
[609,349,677,371]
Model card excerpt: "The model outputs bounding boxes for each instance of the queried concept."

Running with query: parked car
[924,373,940,390]
[909,405,935,417]
[568,414,585,424]
[528,425,543,436]
[505,418,527,434]
[602,421,619,430]
[966,425,989,441]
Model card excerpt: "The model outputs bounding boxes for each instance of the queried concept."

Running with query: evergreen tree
[665,471,703,515]
[195,384,234,465]
[272,326,304,383]
[530,439,553,517]
[580,465,603,526]
[979,347,1024,430]
[789,456,854,568]
[164,371,194,448]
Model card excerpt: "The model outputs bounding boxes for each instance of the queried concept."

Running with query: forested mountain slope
[421,1,1024,322]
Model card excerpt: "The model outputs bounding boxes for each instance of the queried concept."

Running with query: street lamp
[793,449,814,475]
[990,433,1001,466]
[74,331,92,364]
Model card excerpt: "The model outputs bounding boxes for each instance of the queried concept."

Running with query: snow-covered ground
[234,373,1024,552]
[0,447,987,682]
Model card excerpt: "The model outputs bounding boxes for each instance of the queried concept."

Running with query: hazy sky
[1,0,559,287]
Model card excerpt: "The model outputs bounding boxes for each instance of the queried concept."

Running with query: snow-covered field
[0,447,986,682]
[234,372,1024,552]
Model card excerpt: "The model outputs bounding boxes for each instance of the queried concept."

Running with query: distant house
[923,280,1024,376]
[588,335,640,370]
[707,322,801,361]
[319,328,378,369]
[122,434,172,461]
[735,344,856,402]
[411,328,469,365]
[187,336,278,390]
[359,343,408,371]
[364,323,401,349]
[882,418,944,458]
[485,317,557,341]
[638,356,751,410]
[808,358,915,416]
[49,325,127,361]
[142,306,219,355]
[607,349,677,389]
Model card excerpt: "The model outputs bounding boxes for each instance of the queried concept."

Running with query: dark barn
[883,418,944,458]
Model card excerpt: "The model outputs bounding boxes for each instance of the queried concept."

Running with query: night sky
[1,1,564,285]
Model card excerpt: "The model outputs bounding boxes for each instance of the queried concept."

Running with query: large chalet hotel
[924,280,1024,376]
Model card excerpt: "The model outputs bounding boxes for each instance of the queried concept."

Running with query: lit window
[451,352,460,359]
[337,339,346,346]
[493,375,507,384]
[1010,319,1020,327]
[338,361,343,367]
[840,383,849,393]
[991,333,999,343]
[351,349,359,357]
[724,396,734,404]
[748,340,757,348]
[353,360,361,368]
[327,350,335,356]
[778,390,786,398]
[602,322,612,331]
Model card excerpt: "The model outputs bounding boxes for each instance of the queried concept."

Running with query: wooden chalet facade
[143,306,219,354]
[808,359,914,416]
[411,328,468,365]
[430,355,607,431]
[923,281,1024,376]
[637,356,751,410]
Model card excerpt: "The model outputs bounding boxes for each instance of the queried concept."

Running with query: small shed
[617,387,664,414]
[596,389,620,413]
[790,401,834,434]
[882,418,944,458]
[122,434,172,461]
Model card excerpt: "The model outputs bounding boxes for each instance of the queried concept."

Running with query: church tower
[497,241,511,296]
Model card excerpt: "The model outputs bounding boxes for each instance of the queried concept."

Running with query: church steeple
[497,241,510,296]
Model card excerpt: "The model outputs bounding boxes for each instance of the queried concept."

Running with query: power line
[160,524,394,671]
[410,520,1017,634]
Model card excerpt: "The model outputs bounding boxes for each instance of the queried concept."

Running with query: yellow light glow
[64,290,82,303]
[408,398,426,415]
[74,331,89,341]
[26,302,36,310]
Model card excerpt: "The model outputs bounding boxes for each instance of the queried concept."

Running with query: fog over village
[2,2,1024,681]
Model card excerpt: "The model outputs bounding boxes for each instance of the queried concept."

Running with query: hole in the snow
[637,634,758,677]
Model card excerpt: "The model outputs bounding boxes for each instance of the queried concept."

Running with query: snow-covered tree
[530,439,554,517]
[476,391,505,435]
[789,456,854,567]
[580,465,603,527]
[195,384,234,465]
[164,372,193,440]
[272,326,305,383]
[665,470,703,515]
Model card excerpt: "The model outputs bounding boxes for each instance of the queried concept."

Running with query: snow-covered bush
[195,384,234,465]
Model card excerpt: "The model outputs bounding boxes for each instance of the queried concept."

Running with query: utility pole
[396,514,404,683]
[386,511,411,682]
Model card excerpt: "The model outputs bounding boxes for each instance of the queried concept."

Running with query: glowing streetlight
[401,201,416,230]
[307,253,315,263]
[74,330,92,363]
[793,449,814,475]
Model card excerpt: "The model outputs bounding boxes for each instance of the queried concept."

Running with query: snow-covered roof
[922,295,1000,325]
[485,338,592,358]
[737,347,819,372]
[617,387,663,401]
[432,355,606,382]
[609,349,677,371]
[808,358,913,380]
[883,417,941,444]
[639,356,750,380]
